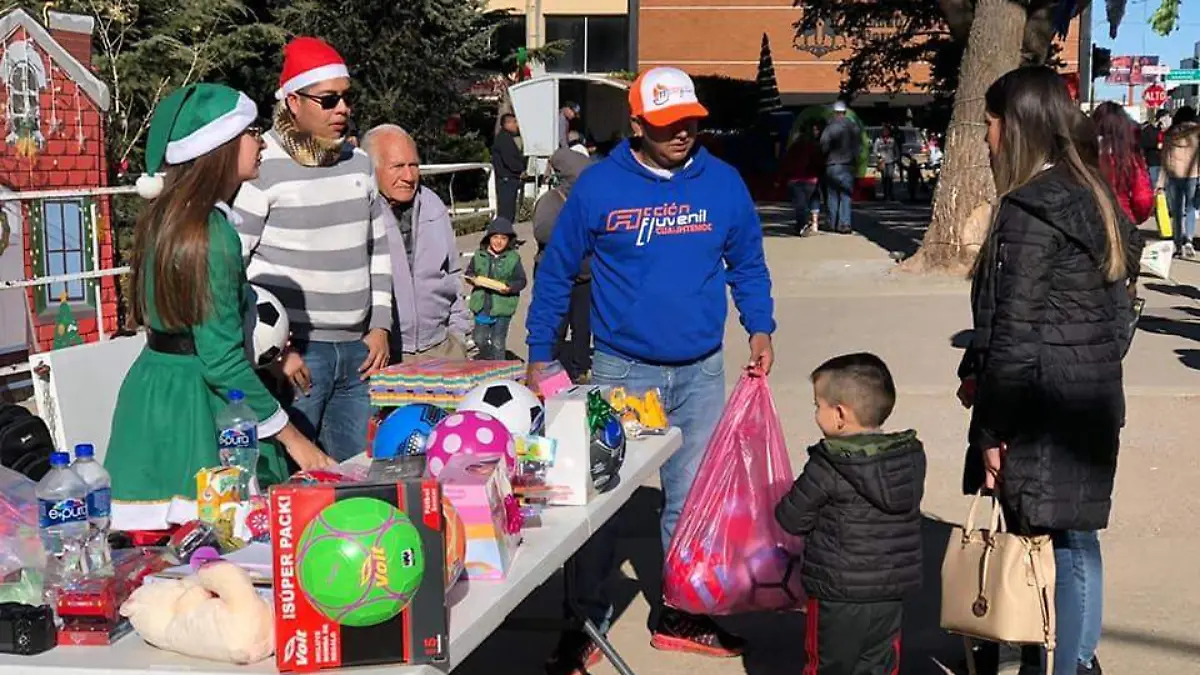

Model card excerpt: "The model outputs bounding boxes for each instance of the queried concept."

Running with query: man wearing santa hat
[233,36,392,461]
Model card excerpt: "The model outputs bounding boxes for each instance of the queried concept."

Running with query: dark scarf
[271,102,344,168]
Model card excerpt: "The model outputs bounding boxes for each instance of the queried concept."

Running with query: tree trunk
[902,0,1026,274]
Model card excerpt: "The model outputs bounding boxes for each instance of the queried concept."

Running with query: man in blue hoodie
[528,67,775,672]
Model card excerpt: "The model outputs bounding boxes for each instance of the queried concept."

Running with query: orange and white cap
[629,67,709,127]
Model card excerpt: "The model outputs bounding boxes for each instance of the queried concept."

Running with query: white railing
[0,162,497,383]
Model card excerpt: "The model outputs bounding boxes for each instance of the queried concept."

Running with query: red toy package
[270,479,448,672]
[663,375,806,615]
[56,548,171,623]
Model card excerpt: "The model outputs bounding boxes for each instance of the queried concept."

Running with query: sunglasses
[243,125,264,139]
[296,91,352,110]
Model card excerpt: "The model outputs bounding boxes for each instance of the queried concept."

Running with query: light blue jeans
[564,349,727,630]
[1166,176,1198,246]
[287,339,371,462]
[1052,529,1104,672]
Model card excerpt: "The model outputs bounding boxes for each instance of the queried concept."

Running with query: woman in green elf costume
[106,83,334,532]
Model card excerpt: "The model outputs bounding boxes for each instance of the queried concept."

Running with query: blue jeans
[287,339,371,462]
[788,181,821,226]
[1166,176,1198,246]
[473,316,512,361]
[1148,165,1161,190]
[1052,530,1104,672]
[564,349,727,630]
[825,164,855,231]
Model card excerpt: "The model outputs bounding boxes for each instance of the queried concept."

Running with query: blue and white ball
[373,404,450,460]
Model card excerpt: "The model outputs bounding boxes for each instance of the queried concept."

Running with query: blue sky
[1093,0,1200,101]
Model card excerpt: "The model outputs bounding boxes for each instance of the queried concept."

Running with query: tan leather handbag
[941,493,1057,675]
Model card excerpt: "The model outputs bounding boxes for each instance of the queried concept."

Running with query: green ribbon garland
[586,389,616,433]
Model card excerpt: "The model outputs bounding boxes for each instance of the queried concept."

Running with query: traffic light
[1092,46,1112,79]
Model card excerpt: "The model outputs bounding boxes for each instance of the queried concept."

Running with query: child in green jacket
[466,218,527,360]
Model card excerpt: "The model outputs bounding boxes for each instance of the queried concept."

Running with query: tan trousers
[404,336,468,363]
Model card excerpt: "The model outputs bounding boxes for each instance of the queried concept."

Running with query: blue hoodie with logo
[527,139,775,365]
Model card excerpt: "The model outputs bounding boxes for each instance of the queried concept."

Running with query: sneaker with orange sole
[649,609,745,658]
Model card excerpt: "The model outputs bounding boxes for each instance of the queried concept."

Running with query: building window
[42,200,87,305]
[9,62,40,127]
[1,41,48,148]
[545,15,630,75]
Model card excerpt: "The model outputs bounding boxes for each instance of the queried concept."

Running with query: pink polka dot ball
[424,410,516,478]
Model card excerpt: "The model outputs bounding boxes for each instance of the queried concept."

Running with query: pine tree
[756,33,784,117]
[52,294,83,350]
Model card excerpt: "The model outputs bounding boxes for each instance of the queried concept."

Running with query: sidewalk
[456,201,1200,675]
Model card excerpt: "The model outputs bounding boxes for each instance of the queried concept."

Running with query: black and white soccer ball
[458,379,545,436]
[248,284,289,369]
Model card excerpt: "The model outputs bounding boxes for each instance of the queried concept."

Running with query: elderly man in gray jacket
[363,124,473,361]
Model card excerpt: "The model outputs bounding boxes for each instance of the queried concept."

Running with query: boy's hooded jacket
[776,431,926,602]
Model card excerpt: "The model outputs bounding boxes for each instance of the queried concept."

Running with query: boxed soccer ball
[534,386,626,506]
[438,454,521,580]
[270,480,448,672]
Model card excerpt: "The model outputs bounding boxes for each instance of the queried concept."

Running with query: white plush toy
[120,560,274,664]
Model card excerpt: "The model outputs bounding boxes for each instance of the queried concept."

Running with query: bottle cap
[49,452,70,467]
[74,443,95,459]
[229,390,245,402]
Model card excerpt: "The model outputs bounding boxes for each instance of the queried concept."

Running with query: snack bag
[607,387,669,438]
[196,466,243,523]
[663,375,805,615]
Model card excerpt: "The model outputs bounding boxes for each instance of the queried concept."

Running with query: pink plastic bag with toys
[663,374,805,615]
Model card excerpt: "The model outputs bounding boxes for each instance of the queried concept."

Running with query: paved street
[456,201,1200,675]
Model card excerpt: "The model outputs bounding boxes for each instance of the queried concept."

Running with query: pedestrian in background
[872,123,898,201]
[1092,102,1154,224]
[781,121,824,235]
[821,102,861,234]
[492,113,525,223]
[1158,105,1200,258]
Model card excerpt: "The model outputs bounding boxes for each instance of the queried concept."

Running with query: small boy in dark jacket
[466,217,527,360]
[775,352,926,675]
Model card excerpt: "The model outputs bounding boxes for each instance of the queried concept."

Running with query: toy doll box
[269,480,448,672]
[438,455,521,580]
[368,359,524,409]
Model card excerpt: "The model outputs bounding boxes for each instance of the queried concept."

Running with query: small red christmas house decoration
[0,9,117,394]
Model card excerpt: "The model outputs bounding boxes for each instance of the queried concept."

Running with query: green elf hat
[135,83,258,199]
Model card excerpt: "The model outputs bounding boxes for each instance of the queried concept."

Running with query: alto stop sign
[1145,84,1168,109]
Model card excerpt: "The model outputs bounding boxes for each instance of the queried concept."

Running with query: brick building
[637,0,1081,106]
[0,9,117,394]
[490,1,1080,107]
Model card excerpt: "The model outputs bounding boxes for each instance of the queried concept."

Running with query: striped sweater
[232,131,392,343]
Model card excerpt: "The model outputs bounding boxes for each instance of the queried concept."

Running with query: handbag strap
[964,492,1008,537]
[1026,536,1056,675]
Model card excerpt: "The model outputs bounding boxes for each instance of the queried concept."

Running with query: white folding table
[0,429,682,675]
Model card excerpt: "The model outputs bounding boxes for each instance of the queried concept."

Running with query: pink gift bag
[663,374,805,615]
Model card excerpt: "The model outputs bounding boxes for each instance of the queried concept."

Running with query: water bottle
[72,444,113,575]
[36,452,90,589]
[216,390,259,497]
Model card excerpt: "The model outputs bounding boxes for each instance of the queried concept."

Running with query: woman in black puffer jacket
[956,67,1142,675]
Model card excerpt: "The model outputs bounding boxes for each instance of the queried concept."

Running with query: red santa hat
[275,37,349,100]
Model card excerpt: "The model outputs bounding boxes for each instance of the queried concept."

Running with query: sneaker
[545,630,602,675]
[649,609,745,658]
[1184,242,1196,259]
[1078,656,1102,675]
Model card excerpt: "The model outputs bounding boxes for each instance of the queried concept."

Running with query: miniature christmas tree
[52,292,83,350]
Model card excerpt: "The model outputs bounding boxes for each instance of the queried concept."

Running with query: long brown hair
[129,139,241,330]
[984,66,1126,282]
